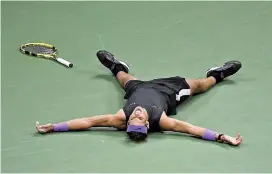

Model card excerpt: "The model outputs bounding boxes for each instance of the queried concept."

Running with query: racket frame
[20,42,73,68]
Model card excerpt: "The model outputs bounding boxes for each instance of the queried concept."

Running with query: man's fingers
[236,133,241,139]
[36,121,46,133]
[36,121,44,129]
[36,121,40,131]
[38,129,46,133]
[236,133,243,142]
[221,135,226,142]
[39,123,51,129]
[235,135,243,145]
[220,134,243,146]
[238,135,243,142]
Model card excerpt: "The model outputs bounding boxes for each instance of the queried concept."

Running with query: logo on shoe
[220,72,224,78]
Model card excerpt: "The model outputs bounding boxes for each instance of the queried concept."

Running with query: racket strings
[24,45,55,55]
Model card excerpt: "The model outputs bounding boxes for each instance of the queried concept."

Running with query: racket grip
[56,58,73,68]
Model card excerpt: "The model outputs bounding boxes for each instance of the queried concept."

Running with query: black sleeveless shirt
[123,87,170,132]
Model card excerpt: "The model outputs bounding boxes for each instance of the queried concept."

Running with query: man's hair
[127,131,147,142]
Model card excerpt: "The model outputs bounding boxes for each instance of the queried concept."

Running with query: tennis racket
[20,42,73,68]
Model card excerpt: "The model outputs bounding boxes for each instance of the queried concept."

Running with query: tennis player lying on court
[36,50,243,146]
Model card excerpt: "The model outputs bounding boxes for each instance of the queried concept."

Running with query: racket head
[20,43,58,60]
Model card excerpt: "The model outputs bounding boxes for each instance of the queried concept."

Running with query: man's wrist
[216,133,224,142]
[52,122,69,132]
[50,124,54,132]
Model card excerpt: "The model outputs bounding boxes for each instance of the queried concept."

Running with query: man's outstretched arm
[36,110,126,134]
[159,113,243,146]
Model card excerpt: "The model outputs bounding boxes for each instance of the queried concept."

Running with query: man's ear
[145,121,150,129]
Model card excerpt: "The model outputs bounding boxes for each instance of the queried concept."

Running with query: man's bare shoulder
[159,112,176,131]
[113,109,127,129]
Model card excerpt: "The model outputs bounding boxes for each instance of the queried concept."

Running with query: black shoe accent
[96,50,130,74]
[206,60,242,81]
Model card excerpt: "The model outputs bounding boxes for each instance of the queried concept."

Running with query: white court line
[133,19,183,35]
[1,138,47,151]
[19,138,46,143]
[2,149,52,159]
[1,146,20,152]
[175,19,183,24]
[41,93,102,110]
[97,33,105,49]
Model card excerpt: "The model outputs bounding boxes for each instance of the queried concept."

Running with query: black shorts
[124,76,191,114]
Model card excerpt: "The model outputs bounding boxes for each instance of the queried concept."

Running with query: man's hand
[219,133,243,146]
[36,121,54,134]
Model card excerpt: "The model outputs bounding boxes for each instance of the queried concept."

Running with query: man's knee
[116,72,137,88]
[185,78,215,95]
[185,79,201,95]
[123,79,135,89]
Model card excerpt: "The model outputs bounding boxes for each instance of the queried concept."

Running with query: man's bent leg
[186,77,216,96]
[96,50,137,88]
[116,71,137,88]
[186,60,242,96]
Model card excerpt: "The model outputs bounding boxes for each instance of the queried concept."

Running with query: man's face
[128,106,149,127]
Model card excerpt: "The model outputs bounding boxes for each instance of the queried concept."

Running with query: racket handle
[56,58,73,68]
